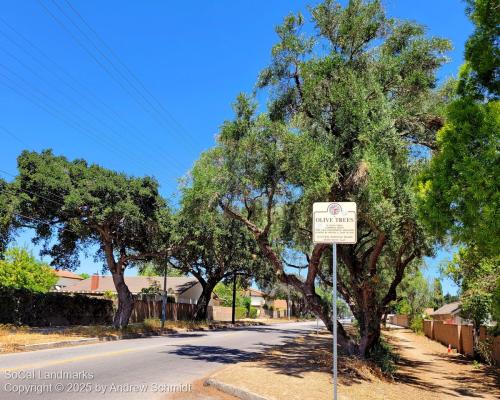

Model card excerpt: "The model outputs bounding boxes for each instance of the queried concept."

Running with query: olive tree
[191,0,449,356]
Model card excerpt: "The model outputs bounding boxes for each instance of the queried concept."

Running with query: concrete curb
[204,378,269,400]
[21,337,100,351]
[10,322,268,353]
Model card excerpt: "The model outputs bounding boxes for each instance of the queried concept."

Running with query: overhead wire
[38,0,199,151]
[61,0,198,146]
[0,42,185,174]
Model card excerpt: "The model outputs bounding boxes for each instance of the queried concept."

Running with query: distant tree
[443,293,460,303]
[172,173,266,320]
[79,273,90,279]
[432,278,445,309]
[396,269,432,329]
[0,247,57,292]
[12,150,171,328]
[137,261,184,277]
[213,282,247,307]
[445,247,498,351]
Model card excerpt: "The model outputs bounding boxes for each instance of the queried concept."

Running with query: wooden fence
[130,299,197,323]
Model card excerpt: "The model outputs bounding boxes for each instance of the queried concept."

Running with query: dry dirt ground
[180,328,499,400]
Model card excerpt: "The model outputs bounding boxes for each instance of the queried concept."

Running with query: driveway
[0,321,317,400]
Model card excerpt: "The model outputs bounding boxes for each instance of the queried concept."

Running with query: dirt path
[384,328,499,399]
[173,328,499,400]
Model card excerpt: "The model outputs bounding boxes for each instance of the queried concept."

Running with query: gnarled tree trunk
[194,280,217,320]
[112,271,134,328]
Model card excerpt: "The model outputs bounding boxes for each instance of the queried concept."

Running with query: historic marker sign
[312,202,357,244]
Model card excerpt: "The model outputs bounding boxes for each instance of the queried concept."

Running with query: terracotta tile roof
[60,276,198,295]
[52,270,85,280]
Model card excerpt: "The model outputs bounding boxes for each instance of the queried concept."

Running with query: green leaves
[0,247,57,293]
[418,100,500,256]
[463,0,499,97]
[14,150,170,271]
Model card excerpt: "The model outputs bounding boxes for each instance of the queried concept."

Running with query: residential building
[60,275,215,305]
[430,301,467,324]
[52,269,84,291]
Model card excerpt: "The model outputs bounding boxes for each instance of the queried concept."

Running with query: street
[0,321,318,400]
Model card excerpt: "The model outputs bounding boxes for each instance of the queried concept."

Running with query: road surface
[0,321,318,400]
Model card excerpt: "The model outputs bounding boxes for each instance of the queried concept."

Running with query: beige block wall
[392,314,409,327]
[423,320,499,364]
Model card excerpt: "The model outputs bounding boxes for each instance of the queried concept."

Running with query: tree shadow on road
[167,345,257,364]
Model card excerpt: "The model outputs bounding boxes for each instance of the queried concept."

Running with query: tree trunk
[472,323,481,359]
[356,291,383,357]
[112,272,134,329]
[194,281,217,320]
[295,282,358,355]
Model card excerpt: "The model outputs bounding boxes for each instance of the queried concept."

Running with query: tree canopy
[11,149,171,327]
[0,247,57,293]
[187,0,450,356]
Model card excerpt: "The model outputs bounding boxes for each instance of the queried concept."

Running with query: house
[60,275,215,305]
[52,269,84,291]
[245,288,266,307]
[430,301,466,324]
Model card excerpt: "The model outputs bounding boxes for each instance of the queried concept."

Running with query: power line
[0,126,31,148]
[0,44,184,174]
[0,177,66,207]
[0,65,182,177]
[12,212,79,236]
[38,0,199,151]
[0,19,187,177]
[61,0,198,146]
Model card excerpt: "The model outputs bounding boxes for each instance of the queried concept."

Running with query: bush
[0,287,113,326]
[248,306,258,319]
[476,338,494,365]
[410,316,423,333]
[235,306,247,320]
[368,339,399,375]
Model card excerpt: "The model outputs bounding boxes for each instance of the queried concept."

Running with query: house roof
[247,288,265,297]
[430,301,461,316]
[60,276,198,295]
[52,270,85,280]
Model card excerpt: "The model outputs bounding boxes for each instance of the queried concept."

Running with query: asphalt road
[0,321,319,400]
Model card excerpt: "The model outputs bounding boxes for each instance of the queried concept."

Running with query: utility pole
[161,262,168,331]
[231,272,237,324]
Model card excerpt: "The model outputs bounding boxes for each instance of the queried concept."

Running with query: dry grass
[0,325,86,353]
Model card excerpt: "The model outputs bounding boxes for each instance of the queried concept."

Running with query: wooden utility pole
[231,272,237,324]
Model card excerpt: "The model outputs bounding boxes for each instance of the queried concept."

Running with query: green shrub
[248,306,258,319]
[410,317,423,334]
[368,339,399,375]
[235,306,247,320]
[0,287,113,326]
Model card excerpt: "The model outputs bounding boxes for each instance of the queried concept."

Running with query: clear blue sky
[0,1,471,294]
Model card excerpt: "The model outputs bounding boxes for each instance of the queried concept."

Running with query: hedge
[248,306,258,319]
[235,306,247,320]
[0,287,114,326]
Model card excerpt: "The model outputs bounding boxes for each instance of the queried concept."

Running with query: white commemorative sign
[312,202,357,244]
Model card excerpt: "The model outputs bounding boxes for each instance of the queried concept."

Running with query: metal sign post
[312,202,357,400]
[332,242,337,400]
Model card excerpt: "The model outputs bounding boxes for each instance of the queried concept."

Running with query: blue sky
[0,1,471,294]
